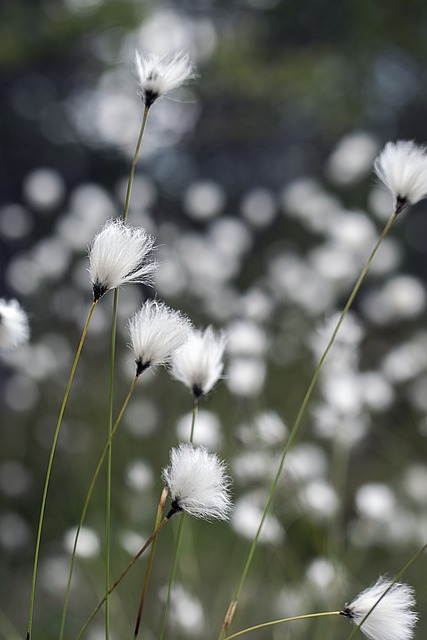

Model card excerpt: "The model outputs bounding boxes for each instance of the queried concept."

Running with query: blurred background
[1,0,427,638]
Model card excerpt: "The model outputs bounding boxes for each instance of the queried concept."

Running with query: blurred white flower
[171,326,226,397]
[0,299,30,351]
[89,220,156,301]
[374,140,427,213]
[162,443,232,521]
[128,299,192,374]
[341,577,417,640]
[135,50,195,107]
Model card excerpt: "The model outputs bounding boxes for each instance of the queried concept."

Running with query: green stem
[345,542,427,640]
[189,396,199,444]
[218,210,398,640]
[104,104,149,638]
[105,290,119,639]
[133,488,168,640]
[159,513,186,640]
[158,396,199,639]
[75,516,171,640]
[225,611,341,640]
[59,374,140,640]
[26,300,97,640]
[123,105,150,223]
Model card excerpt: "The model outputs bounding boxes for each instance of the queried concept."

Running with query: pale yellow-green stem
[59,374,140,640]
[26,300,97,640]
[75,515,171,640]
[133,487,168,640]
[224,610,341,639]
[218,210,398,639]
[105,103,150,638]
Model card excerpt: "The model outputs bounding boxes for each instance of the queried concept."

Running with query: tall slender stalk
[26,300,97,640]
[218,210,398,639]
[76,515,172,640]
[104,103,150,639]
[133,487,168,640]
[59,374,140,640]
[158,397,199,640]
[224,611,341,640]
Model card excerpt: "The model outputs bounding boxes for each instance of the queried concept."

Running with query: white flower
[128,300,192,374]
[0,299,30,351]
[162,443,232,521]
[374,141,427,213]
[89,220,156,301]
[171,327,227,397]
[135,50,195,107]
[341,577,417,640]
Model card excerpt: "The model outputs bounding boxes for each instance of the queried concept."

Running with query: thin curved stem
[104,103,149,637]
[133,487,168,640]
[189,396,199,443]
[59,374,140,640]
[75,516,171,640]
[123,105,150,223]
[225,611,341,640]
[26,300,97,640]
[105,290,119,639]
[218,210,398,639]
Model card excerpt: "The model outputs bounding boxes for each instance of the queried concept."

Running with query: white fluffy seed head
[88,220,156,301]
[171,326,227,397]
[342,577,418,640]
[0,299,30,351]
[134,50,195,107]
[374,141,427,212]
[162,443,232,521]
[128,299,192,373]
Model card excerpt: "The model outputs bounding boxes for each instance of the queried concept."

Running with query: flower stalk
[26,300,97,640]
[218,209,398,639]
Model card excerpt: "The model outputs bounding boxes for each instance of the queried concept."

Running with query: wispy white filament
[135,50,195,107]
[342,577,417,640]
[171,326,227,397]
[88,220,156,300]
[128,299,192,373]
[162,443,232,521]
[0,299,30,351]
[374,141,427,212]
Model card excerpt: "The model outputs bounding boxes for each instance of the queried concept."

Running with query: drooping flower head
[341,577,417,640]
[128,299,192,375]
[88,220,156,301]
[374,141,427,213]
[135,50,195,108]
[162,443,232,521]
[0,299,30,351]
[171,326,227,398]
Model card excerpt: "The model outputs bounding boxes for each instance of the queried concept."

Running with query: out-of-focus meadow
[1,1,427,638]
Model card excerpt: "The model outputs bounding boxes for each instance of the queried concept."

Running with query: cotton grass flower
[128,299,192,374]
[135,50,195,108]
[0,299,30,351]
[374,141,427,213]
[88,220,156,301]
[341,577,417,640]
[171,326,227,398]
[162,443,232,521]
